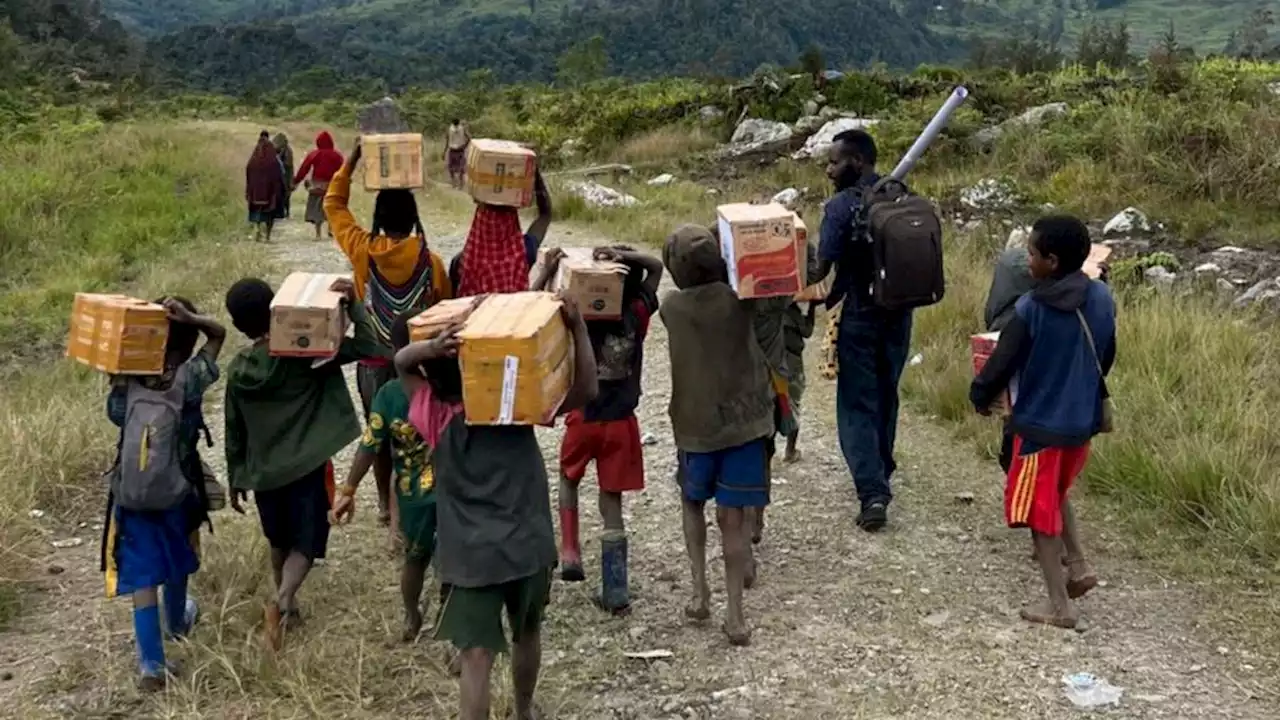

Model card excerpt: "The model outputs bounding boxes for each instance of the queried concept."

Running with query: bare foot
[783,448,802,464]
[723,621,752,647]
[263,601,283,651]
[1066,562,1099,599]
[401,609,423,643]
[684,594,711,621]
[1019,599,1078,629]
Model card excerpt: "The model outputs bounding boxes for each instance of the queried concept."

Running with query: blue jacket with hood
[970,271,1116,448]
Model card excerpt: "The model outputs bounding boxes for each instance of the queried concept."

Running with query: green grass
[0,123,271,628]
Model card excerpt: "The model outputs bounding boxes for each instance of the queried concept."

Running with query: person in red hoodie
[294,131,345,241]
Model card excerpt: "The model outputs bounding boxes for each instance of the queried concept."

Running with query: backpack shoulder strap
[1075,309,1105,377]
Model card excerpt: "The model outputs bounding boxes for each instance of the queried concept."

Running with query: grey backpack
[114,367,192,511]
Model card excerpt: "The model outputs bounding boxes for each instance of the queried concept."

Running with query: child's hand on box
[330,277,357,303]
[422,325,462,359]
[557,293,584,329]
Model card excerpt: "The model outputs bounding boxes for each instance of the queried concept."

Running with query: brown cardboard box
[269,273,350,358]
[792,213,832,302]
[457,292,573,425]
[716,202,802,299]
[531,247,628,320]
[66,293,170,375]
[362,133,425,191]
[971,331,1013,416]
[408,297,483,342]
[1084,243,1112,280]
[465,139,537,208]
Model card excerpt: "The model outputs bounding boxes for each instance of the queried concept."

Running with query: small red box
[971,331,1012,415]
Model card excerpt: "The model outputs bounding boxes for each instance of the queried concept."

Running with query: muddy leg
[717,506,751,646]
[1061,500,1097,599]
[458,648,494,720]
[400,557,427,642]
[1022,532,1078,629]
[681,498,710,621]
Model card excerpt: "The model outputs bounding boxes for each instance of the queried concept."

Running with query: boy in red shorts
[535,245,663,615]
[970,215,1116,630]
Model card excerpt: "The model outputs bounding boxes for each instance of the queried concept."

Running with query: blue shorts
[679,439,770,508]
[105,492,201,598]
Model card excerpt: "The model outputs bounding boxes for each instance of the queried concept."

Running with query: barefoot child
[535,246,663,614]
[103,298,226,691]
[223,276,384,648]
[662,225,775,646]
[398,297,599,720]
[333,312,440,642]
[326,140,453,535]
[970,215,1114,629]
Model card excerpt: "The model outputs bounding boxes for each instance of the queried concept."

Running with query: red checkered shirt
[457,206,529,297]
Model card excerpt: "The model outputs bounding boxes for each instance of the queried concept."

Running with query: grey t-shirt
[433,414,556,587]
[985,248,1037,332]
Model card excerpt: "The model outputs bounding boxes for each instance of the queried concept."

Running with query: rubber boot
[599,531,630,615]
[559,507,584,582]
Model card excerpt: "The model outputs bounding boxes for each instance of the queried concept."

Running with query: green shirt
[361,379,434,505]
[225,302,386,492]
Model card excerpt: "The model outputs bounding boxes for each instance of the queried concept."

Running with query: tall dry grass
[0,124,271,627]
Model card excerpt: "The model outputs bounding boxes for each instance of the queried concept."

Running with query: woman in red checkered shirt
[451,172,552,296]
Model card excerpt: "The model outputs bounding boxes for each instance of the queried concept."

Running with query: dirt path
[1,177,1276,719]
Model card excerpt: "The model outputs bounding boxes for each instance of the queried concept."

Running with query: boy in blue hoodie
[970,215,1115,630]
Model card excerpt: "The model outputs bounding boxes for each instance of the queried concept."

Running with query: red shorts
[559,411,645,493]
[1004,436,1090,536]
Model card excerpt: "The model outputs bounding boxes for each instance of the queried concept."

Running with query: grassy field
[0,123,273,628]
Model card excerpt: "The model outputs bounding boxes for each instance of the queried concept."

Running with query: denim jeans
[836,304,913,509]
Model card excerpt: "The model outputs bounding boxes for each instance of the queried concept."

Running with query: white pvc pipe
[890,86,969,181]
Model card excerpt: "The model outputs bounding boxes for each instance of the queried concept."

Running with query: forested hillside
[136,0,958,91]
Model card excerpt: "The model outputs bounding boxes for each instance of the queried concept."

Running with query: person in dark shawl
[246,131,285,242]
[273,133,295,219]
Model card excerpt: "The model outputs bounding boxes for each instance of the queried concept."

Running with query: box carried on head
[466,139,537,208]
[530,247,629,320]
[408,292,573,426]
[362,133,425,191]
[269,272,351,358]
[66,294,169,375]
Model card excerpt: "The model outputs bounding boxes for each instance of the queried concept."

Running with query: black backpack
[861,177,945,311]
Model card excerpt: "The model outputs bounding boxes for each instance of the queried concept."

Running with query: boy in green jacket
[223,276,384,649]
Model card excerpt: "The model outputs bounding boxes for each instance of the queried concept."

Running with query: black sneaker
[857,502,888,533]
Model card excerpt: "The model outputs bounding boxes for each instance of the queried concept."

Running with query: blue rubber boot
[599,531,630,615]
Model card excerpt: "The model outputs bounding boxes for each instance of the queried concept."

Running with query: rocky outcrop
[792,117,881,160]
[357,97,409,134]
[973,103,1069,147]
[721,118,794,158]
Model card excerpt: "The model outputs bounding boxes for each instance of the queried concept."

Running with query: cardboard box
[791,213,832,302]
[971,331,1014,416]
[466,139,537,208]
[457,292,573,425]
[1084,243,1112,280]
[716,202,802,299]
[531,247,629,320]
[408,297,483,342]
[66,293,170,375]
[362,133,425,191]
[269,273,350,358]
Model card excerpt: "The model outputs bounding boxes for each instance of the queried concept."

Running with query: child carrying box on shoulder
[223,275,385,650]
[394,292,598,720]
[101,297,226,692]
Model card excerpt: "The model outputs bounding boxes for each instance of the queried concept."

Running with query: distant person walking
[294,131,345,240]
[273,133,295,219]
[444,119,471,190]
[246,131,286,242]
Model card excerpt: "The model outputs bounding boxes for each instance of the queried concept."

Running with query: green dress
[362,379,436,561]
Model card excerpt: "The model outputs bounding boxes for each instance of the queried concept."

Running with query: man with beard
[814,130,912,533]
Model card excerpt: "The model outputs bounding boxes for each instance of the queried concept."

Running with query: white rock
[1233,278,1280,308]
[28,509,45,519]
[1103,207,1151,237]
[1006,226,1033,250]
[1144,265,1177,289]
[973,102,1069,146]
[560,138,583,159]
[647,173,676,187]
[568,181,639,208]
[803,99,820,117]
[1193,263,1222,275]
[793,115,826,134]
[771,187,801,209]
[699,105,724,122]
[1214,245,1248,255]
[1269,81,1280,97]
[792,117,881,160]
[724,118,794,157]
[959,178,1021,211]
